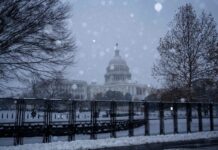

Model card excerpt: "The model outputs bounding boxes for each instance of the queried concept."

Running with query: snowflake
[43,25,53,34]
[154,2,162,12]
[55,40,62,46]
[180,98,186,103]
[123,1,128,6]
[169,49,176,53]
[101,0,106,6]
[79,70,84,75]
[139,31,143,36]
[108,0,113,5]
[72,84,78,90]
[130,13,134,18]
[92,39,96,43]
[143,45,148,50]
[124,53,129,58]
[82,22,87,28]
[14,100,17,104]
[110,65,115,70]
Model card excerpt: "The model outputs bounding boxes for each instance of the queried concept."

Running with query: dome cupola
[104,43,131,84]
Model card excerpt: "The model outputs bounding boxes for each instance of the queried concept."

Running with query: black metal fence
[0,98,218,146]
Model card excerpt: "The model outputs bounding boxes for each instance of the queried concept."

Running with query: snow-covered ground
[1,131,218,150]
[167,146,218,150]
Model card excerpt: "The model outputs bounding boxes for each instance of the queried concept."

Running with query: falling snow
[79,70,84,75]
[43,25,53,34]
[154,2,163,12]
[124,53,129,58]
[123,1,128,6]
[72,84,78,90]
[101,0,106,6]
[92,39,96,43]
[64,0,218,88]
[130,13,134,18]
[55,40,62,47]
[110,65,115,70]
[143,45,148,51]
[81,22,87,28]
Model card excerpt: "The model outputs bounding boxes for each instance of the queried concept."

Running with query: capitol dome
[105,44,131,84]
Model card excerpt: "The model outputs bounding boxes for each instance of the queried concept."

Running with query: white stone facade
[68,80,88,100]
[88,83,148,101]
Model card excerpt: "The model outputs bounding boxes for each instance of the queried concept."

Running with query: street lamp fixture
[170,106,173,111]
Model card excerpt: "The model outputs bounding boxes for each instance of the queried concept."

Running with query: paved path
[95,138,218,150]
[166,146,218,150]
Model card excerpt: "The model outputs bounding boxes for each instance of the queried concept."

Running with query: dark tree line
[22,72,74,99]
[94,90,132,101]
[0,0,76,92]
[153,4,218,102]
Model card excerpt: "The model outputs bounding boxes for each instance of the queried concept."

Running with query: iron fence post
[144,102,149,136]
[186,102,191,133]
[14,99,25,145]
[91,100,97,139]
[209,103,214,131]
[43,100,51,143]
[173,103,178,134]
[68,100,76,141]
[110,101,117,138]
[198,103,202,131]
[159,102,164,135]
[128,101,134,137]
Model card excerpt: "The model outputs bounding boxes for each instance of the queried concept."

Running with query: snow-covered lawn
[1,131,218,150]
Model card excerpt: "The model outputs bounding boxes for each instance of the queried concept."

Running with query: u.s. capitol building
[87,44,149,101]
[52,44,150,101]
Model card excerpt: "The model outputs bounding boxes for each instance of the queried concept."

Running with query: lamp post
[170,106,173,117]
[31,105,37,118]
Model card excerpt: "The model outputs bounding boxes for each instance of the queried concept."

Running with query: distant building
[88,43,149,101]
[55,44,149,101]
[70,80,88,100]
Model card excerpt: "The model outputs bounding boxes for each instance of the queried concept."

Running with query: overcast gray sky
[64,0,218,88]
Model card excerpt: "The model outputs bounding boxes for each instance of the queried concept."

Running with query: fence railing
[0,98,217,145]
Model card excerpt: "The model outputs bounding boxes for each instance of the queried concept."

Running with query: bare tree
[153,4,217,101]
[0,0,76,91]
[23,72,73,99]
